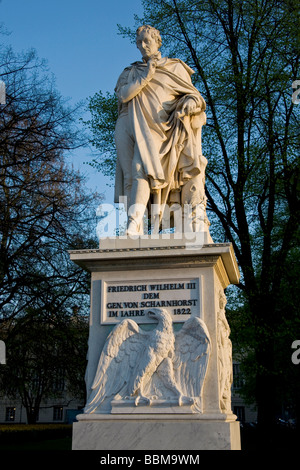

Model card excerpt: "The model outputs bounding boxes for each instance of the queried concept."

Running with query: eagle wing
[173,316,211,399]
[84,319,146,413]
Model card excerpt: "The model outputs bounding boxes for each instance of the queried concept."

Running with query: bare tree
[0,47,100,321]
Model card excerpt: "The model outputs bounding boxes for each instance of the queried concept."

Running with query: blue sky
[0,0,144,201]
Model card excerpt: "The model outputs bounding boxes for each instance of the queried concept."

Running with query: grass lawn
[0,436,72,450]
[0,424,72,451]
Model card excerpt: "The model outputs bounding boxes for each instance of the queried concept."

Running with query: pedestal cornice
[69,239,240,285]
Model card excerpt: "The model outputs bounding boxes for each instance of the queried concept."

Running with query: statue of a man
[114,25,207,235]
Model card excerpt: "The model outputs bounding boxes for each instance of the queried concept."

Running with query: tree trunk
[252,295,277,444]
[26,406,39,424]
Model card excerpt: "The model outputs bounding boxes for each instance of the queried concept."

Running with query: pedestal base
[69,239,241,451]
[72,414,241,450]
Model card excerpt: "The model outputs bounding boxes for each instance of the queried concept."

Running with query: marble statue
[84,308,211,413]
[114,25,208,235]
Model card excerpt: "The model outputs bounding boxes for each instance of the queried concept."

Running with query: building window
[5,407,16,422]
[233,363,244,390]
[53,406,63,421]
[234,406,245,423]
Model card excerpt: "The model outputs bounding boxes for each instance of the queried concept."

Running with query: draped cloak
[114,56,206,209]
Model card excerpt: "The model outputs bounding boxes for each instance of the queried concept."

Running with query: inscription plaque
[101,277,202,324]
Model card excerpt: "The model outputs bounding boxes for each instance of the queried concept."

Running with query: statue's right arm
[115,60,156,104]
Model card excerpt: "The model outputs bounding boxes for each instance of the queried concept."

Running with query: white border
[101,276,203,325]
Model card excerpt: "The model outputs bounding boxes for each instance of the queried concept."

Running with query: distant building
[0,396,84,424]
[231,362,257,424]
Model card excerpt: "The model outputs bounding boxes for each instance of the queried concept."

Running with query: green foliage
[83,91,119,179]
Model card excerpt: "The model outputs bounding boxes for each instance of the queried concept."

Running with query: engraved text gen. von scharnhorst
[102,279,200,324]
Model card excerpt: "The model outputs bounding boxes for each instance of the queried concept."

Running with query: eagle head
[146,308,172,325]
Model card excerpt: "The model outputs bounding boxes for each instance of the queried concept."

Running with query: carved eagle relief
[84,308,211,413]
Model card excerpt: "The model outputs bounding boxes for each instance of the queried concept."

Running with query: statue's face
[136,30,159,60]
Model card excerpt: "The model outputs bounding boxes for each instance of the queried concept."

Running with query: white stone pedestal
[72,413,241,450]
[69,235,241,451]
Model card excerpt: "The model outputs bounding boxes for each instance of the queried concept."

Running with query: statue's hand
[146,57,157,80]
[181,99,197,116]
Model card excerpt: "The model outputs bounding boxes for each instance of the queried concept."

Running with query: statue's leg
[115,116,135,207]
[127,149,150,235]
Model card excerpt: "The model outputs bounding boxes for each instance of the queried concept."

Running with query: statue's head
[136,25,162,60]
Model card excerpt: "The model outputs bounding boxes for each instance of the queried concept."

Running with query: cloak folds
[114,57,206,209]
